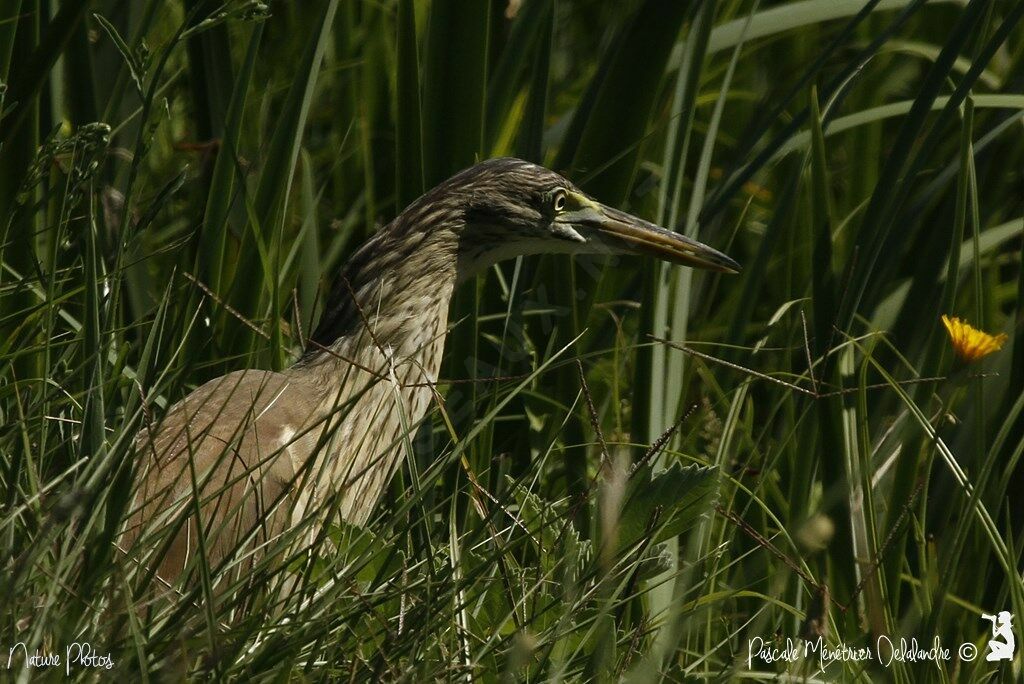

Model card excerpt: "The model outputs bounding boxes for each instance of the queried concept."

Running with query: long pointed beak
[596,205,740,274]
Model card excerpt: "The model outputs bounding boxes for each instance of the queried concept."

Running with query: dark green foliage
[1,0,1023,680]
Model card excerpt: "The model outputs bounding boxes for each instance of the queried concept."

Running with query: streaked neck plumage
[301,217,460,364]
[285,194,473,523]
[284,158,565,522]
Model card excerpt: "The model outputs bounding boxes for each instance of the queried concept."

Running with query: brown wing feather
[123,370,324,586]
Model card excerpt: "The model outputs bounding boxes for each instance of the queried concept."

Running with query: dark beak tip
[698,249,740,274]
[720,258,741,274]
[595,210,740,274]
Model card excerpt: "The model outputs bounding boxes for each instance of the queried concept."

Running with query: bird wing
[123,369,325,587]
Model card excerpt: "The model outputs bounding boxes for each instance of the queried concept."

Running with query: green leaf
[0,0,89,146]
[837,0,1009,330]
[394,0,423,212]
[512,480,591,569]
[421,0,490,184]
[486,0,551,155]
[773,94,1024,160]
[92,12,144,98]
[565,0,690,203]
[514,0,553,163]
[200,20,263,296]
[229,0,339,363]
[326,520,406,586]
[700,0,961,58]
[618,463,718,551]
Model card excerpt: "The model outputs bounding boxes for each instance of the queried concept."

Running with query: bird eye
[552,190,567,212]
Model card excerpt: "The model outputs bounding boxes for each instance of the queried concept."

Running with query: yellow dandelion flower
[941,315,1008,363]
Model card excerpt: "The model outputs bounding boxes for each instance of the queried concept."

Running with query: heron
[124,158,739,588]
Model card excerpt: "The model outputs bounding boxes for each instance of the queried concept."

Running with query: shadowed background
[1,0,1023,679]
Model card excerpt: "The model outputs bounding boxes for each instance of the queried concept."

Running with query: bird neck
[297,212,462,370]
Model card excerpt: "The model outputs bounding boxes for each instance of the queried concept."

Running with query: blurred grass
[1,0,1023,680]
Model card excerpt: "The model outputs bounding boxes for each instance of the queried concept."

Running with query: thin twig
[847,477,927,606]
[651,335,950,399]
[185,270,549,388]
[801,309,818,395]
[292,287,306,351]
[630,402,700,476]
[716,504,847,611]
[577,359,609,470]
[183,271,270,340]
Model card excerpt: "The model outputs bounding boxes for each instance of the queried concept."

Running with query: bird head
[434,158,740,278]
[304,158,740,355]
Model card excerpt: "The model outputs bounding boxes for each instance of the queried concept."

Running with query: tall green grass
[1,0,1022,679]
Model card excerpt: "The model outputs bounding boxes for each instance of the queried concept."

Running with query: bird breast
[126,263,455,587]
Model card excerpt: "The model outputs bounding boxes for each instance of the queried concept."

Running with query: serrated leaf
[618,463,718,551]
[316,519,405,586]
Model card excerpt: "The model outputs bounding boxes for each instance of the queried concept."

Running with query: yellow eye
[553,190,567,212]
